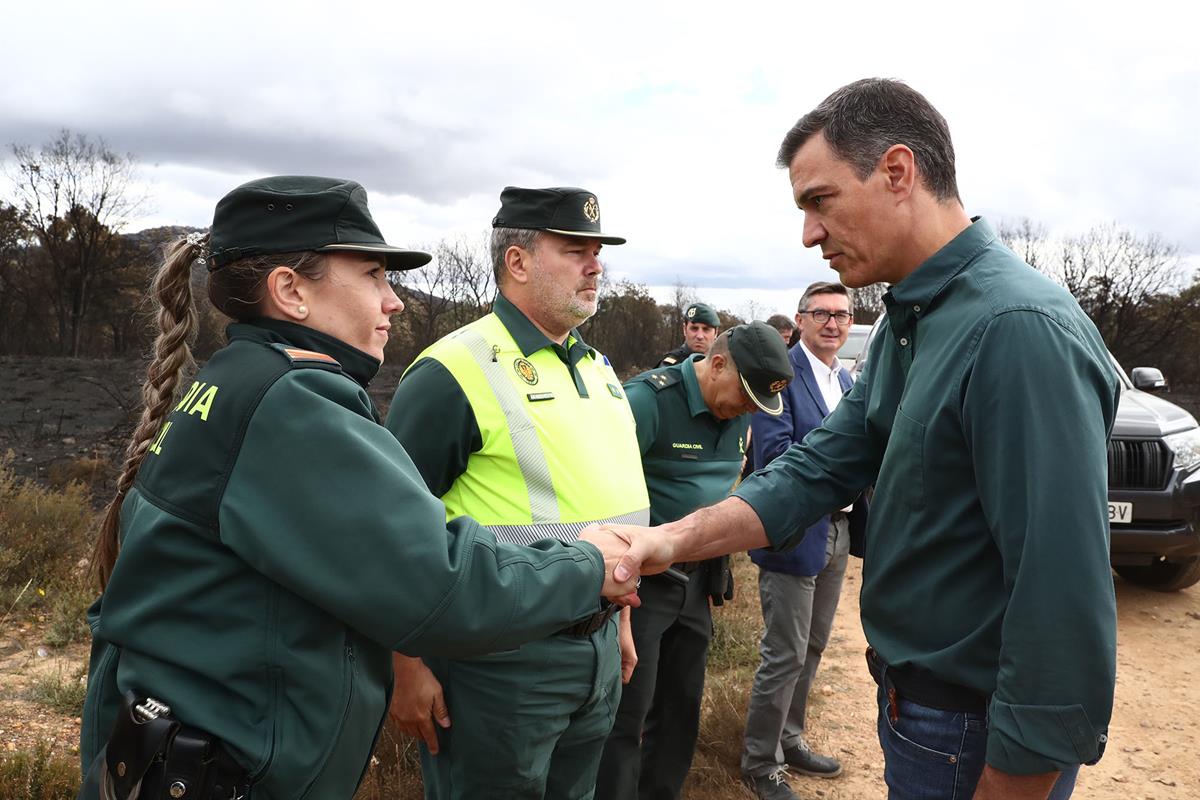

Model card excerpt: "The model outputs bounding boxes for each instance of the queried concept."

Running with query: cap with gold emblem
[684,302,720,327]
[491,186,626,245]
[727,320,794,416]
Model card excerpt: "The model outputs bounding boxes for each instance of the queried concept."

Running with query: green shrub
[0,452,96,610]
[44,581,95,648]
[0,740,80,800]
[30,666,88,716]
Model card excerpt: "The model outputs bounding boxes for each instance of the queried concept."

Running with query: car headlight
[1164,428,1200,471]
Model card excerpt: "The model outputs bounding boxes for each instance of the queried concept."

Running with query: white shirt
[798,340,847,416]
[799,340,853,514]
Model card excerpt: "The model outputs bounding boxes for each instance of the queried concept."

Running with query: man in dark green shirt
[659,302,721,366]
[597,322,793,800]
[599,79,1119,800]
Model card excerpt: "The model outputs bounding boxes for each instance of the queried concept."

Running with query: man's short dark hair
[798,281,853,314]
[777,78,961,204]
[765,314,795,335]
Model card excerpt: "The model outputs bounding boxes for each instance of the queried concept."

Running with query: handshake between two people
[578,497,769,605]
[579,523,678,606]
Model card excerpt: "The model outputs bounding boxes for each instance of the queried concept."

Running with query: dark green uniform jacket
[657,342,696,368]
[626,356,749,525]
[735,219,1120,775]
[80,319,607,800]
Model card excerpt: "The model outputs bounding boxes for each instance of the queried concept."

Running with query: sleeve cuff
[986,697,1107,773]
[565,539,607,610]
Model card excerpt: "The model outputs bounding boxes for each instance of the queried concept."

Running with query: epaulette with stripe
[268,343,343,373]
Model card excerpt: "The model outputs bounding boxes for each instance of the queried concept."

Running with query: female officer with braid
[79,176,644,800]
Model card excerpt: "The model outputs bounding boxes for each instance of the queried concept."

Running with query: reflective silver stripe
[456,329,560,523]
[487,508,651,546]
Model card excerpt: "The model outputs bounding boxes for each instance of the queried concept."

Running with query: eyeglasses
[799,310,853,326]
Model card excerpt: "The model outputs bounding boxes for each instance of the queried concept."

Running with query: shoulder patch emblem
[662,356,678,365]
[514,357,538,385]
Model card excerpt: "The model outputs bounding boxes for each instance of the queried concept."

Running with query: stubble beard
[529,260,599,333]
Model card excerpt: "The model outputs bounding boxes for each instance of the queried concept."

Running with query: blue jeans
[876,685,1079,800]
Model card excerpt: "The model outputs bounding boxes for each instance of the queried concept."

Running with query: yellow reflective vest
[411,312,650,543]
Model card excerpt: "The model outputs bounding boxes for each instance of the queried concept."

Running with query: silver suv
[853,317,1200,591]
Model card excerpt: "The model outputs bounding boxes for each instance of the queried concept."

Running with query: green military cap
[727,320,794,416]
[491,186,626,245]
[207,176,431,271]
[684,302,720,327]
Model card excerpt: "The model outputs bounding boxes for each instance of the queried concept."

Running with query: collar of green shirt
[885,216,995,325]
[679,355,712,418]
[492,293,595,367]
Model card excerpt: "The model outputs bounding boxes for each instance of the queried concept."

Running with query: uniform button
[1099,733,1108,743]
[899,337,909,346]
[913,305,921,313]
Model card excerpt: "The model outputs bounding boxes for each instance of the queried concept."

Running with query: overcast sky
[2,1,1197,318]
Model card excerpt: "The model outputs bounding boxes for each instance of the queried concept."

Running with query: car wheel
[1114,558,1200,592]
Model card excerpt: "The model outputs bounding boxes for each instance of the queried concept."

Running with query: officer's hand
[579,526,644,605]
[596,524,678,584]
[618,607,638,684]
[389,653,450,754]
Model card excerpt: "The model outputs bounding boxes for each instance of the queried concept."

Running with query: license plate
[1108,501,1133,525]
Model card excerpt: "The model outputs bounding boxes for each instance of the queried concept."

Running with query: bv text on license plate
[1108,501,1133,525]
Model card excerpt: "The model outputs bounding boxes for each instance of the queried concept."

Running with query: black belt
[558,602,617,637]
[673,561,705,573]
[865,647,988,714]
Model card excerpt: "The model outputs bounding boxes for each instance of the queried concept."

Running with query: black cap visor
[315,243,432,270]
[543,228,627,246]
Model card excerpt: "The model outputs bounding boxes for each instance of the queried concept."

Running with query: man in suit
[740,281,866,800]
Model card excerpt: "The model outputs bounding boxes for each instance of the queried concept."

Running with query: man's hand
[618,606,638,684]
[579,524,675,602]
[972,765,1060,800]
[594,523,679,583]
[388,653,450,754]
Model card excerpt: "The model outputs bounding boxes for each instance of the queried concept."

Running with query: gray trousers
[741,515,850,777]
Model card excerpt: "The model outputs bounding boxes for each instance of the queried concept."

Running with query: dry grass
[0,453,95,612]
[45,455,113,492]
[0,740,80,800]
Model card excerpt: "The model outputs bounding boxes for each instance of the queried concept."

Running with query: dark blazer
[748,342,867,575]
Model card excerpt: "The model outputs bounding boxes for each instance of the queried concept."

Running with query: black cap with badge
[492,186,626,245]
[727,320,795,416]
[684,302,720,327]
[206,176,431,271]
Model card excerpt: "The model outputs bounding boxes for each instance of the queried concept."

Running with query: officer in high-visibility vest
[385,186,650,799]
